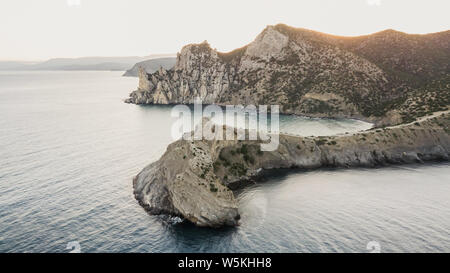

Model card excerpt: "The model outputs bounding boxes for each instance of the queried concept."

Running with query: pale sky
[0,0,449,61]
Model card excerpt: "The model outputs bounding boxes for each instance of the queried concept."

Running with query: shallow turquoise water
[0,71,448,253]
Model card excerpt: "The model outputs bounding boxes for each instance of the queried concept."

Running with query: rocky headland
[126,24,449,126]
[133,112,450,227]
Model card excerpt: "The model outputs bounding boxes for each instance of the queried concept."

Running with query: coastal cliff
[125,24,450,126]
[133,112,450,227]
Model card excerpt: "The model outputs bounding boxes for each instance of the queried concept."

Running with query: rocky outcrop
[125,24,450,126]
[133,112,450,227]
[133,138,240,227]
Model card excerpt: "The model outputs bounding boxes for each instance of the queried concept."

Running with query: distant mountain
[0,61,37,70]
[0,54,176,71]
[126,24,450,126]
[36,62,133,71]
[123,57,176,77]
[26,56,146,71]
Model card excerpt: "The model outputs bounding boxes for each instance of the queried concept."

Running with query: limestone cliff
[133,112,450,227]
[125,24,450,126]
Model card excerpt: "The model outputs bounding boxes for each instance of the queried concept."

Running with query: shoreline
[125,100,376,131]
[125,99,378,127]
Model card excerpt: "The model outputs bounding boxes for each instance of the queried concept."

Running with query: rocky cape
[133,112,450,227]
[125,24,450,126]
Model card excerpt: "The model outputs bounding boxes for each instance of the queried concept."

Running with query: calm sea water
[0,71,449,253]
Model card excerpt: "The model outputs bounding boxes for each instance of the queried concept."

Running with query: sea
[0,71,448,253]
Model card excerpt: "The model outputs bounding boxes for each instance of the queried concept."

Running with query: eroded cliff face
[127,40,242,105]
[133,112,450,227]
[133,138,240,227]
[125,26,390,122]
[125,24,450,126]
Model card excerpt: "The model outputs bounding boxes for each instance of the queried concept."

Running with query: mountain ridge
[126,24,450,126]
[0,54,176,71]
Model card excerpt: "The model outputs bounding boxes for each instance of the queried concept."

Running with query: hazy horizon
[0,53,177,63]
[1,0,449,61]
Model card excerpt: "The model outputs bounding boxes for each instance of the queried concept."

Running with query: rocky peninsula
[133,112,450,227]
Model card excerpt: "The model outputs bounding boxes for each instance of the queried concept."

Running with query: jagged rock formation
[125,24,450,126]
[133,112,450,227]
